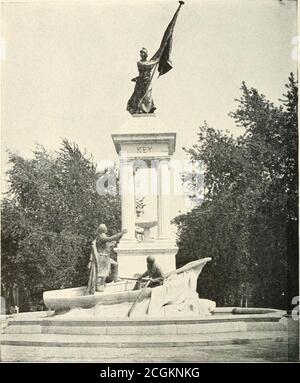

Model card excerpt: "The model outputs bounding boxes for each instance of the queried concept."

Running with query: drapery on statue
[127,48,158,114]
[87,224,127,294]
[126,1,184,115]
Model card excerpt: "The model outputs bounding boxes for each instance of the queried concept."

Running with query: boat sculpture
[43,257,215,318]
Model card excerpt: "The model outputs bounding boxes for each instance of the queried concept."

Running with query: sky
[1,0,298,207]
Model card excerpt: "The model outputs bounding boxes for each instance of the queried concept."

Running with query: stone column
[119,157,136,240]
[157,158,170,239]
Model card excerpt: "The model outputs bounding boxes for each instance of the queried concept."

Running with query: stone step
[4,317,287,336]
[5,312,283,328]
[5,324,43,334]
[246,322,287,332]
[2,338,297,362]
[0,330,289,348]
[5,321,248,335]
[1,319,10,334]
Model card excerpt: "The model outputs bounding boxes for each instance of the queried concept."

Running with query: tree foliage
[175,74,298,309]
[1,140,121,308]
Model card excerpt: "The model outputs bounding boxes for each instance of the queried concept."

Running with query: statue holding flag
[127,1,184,115]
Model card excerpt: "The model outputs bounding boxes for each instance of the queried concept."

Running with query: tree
[175,74,298,309]
[1,140,121,310]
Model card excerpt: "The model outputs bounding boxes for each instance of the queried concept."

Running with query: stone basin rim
[5,308,286,326]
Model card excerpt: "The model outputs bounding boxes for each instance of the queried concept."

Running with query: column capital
[158,157,170,166]
[157,158,170,172]
[120,157,134,166]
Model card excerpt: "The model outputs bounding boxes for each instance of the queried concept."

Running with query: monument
[42,1,217,317]
[112,1,185,278]
[2,3,294,362]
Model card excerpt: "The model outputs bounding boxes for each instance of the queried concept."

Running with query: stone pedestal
[116,241,177,278]
[112,115,178,277]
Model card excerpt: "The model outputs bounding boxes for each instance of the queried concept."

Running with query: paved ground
[1,338,299,362]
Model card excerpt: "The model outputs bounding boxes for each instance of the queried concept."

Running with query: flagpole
[137,1,184,110]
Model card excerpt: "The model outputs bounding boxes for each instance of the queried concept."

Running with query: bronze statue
[87,224,127,294]
[126,1,184,115]
[127,48,158,114]
[135,255,165,289]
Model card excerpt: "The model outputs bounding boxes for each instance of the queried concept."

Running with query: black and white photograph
[0,0,299,363]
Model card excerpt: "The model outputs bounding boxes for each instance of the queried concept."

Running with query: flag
[151,1,184,77]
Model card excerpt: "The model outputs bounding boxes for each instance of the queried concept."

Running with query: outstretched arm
[140,270,149,279]
[104,229,127,242]
[144,58,159,66]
